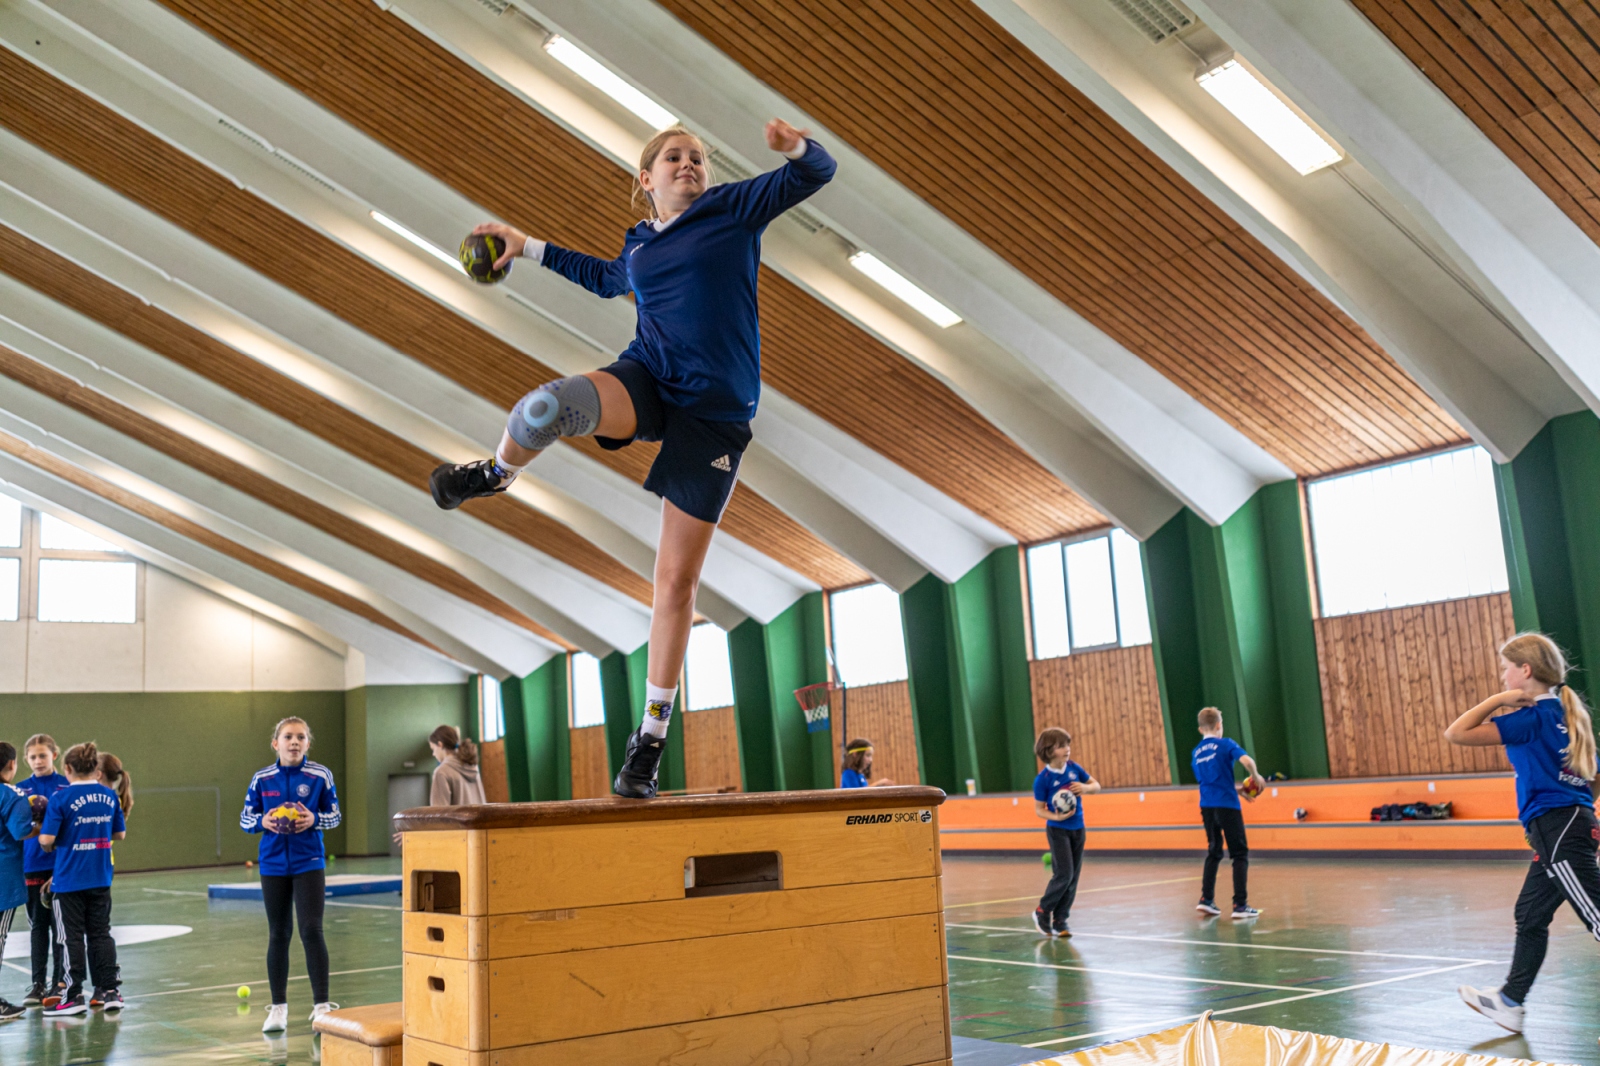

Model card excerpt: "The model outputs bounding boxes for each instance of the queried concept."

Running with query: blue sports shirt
[0,784,35,911]
[1033,761,1091,831]
[1192,736,1247,810]
[841,768,868,789]
[40,782,125,894]
[240,760,342,877]
[16,772,68,874]
[1495,696,1596,826]
[542,139,837,422]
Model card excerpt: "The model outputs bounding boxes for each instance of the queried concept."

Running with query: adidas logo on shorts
[710,454,732,472]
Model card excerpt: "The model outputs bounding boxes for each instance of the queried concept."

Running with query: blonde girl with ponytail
[1445,632,1600,1035]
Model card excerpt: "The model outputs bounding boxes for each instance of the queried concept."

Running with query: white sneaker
[310,1001,340,1022]
[262,1003,288,1033]
[1459,985,1524,1033]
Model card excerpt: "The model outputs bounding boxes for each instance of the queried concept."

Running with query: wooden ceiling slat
[1351,1,1600,241]
[0,428,439,651]
[656,0,1467,474]
[0,342,574,650]
[0,224,654,605]
[152,0,1105,545]
[0,47,860,589]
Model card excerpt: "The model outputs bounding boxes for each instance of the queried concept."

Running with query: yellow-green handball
[237,985,251,1000]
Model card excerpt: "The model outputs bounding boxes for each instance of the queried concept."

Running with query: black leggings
[1503,805,1600,1003]
[262,870,329,1005]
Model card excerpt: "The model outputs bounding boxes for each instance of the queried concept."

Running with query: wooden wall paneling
[1350,0,1600,246]
[150,0,1108,544]
[681,705,743,793]
[1029,646,1172,788]
[655,0,1466,475]
[828,680,921,788]
[0,342,573,648]
[568,726,612,799]
[0,427,438,649]
[0,45,864,591]
[1315,592,1514,778]
[479,739,510,803]
[0,222,654,605]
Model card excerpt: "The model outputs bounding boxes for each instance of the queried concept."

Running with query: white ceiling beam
[1181,0,1600,431]
[971,0,1581,464]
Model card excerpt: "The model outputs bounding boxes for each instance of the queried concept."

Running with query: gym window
[829,582,909,686]
[1307,445,1508,617]
[1026,528,1151,659]
[15,507,141,625]
[684,623,735,711]
[477,675,504,742]
[570,651,605,728]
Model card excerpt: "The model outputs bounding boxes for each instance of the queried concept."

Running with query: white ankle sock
[639,683,677,739]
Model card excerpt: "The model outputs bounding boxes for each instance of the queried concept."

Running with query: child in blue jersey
[0,742,37,1021]
[1191,707,1264,921]
[840,739,894,788]
[241,716,342,1033]
[435,119,836,800]
[15,733,67,1006]
[1031,728,1100,937]
[1447,633,1600,1036]
[37,742,125,1016]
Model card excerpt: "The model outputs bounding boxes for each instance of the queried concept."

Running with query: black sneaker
[42,995,86,1018]
[89,989,104,1009]
[100,989,124,1012]
[612,728,666,799]
[21,985,44,1007]
[429,459,513,510]
[1196,899,1221,916]
[1053,923,1072,938]
[41,982,67,1008]
[0,999,24,1022]
[1031,908,1051,936]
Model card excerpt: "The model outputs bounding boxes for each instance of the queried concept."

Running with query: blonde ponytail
[1500,632,1597,781]
[1559,685,1597,781]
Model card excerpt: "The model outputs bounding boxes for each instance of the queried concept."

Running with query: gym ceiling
[0,0,1592,679]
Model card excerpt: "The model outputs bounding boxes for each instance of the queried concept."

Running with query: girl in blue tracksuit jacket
[240,716,341,1032]
[431,118,835,801]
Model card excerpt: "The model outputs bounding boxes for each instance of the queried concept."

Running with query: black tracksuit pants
[53,887,118,1001]
[1201,806,1250,908]
[1039,826,1085,927]
[26,880,64,989]
[1503,804,1600,1004]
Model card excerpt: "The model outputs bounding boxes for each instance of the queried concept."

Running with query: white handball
[1050,787,1078,818]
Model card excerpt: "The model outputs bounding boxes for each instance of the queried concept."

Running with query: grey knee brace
[507,374,601,451]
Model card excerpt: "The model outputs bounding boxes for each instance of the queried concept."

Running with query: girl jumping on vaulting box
[430,120,835,798]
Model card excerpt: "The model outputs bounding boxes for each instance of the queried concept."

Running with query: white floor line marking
[140,888,209,896]
[945,923,1493,965]
[127,965,403,1000]
[1,961,27,976]
[944,877,1201,911]
[1020,960,1491,1049]
[947,953,1306,991]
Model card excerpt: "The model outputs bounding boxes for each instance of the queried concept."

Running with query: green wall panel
[510,657,570,802]
[345,683,469,855]
[728,617,776,792]
[598,647,686,793]
[901,573,957,792]
[757,593,831,791]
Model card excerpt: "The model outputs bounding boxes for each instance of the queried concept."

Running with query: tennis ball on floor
[245,860,254,868]
[237,985,250,999]
[1041,851,1052,868]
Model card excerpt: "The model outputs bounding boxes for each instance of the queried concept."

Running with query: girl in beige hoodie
[427,726,485,807]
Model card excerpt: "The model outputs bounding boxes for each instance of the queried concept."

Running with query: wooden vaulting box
[395,787,951,1066]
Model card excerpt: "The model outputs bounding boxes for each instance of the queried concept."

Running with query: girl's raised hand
[765,118,809,155]
[1497,689,1537,711]
[471,222,528,270]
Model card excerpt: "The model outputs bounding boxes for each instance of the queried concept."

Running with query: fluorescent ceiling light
[543,35,678,131]
[848,252,962,328]
[1197,60,1342,175]
[370,211,462,272]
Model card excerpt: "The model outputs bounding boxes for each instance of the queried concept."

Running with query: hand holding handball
[1050,787,1078,819]
[266,804,303,833]
[1238,775,1266,801]
[460,231,513,284]
[28,793,47,824]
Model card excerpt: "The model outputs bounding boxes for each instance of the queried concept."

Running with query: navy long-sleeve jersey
[541,139,836,421]
[240,760,341,876]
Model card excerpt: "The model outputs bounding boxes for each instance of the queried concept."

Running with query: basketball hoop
[793,682,836,734]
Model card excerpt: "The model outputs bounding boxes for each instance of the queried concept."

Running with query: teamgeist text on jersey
[240,761,341,876]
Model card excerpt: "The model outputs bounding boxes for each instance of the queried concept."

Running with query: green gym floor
[0,854,1594,1065]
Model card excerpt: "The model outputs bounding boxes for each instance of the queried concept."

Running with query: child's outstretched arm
[1445,690,1531,746]
[721,119,837,228]
[471,222,629,298]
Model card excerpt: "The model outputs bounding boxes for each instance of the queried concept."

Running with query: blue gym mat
[207,874,402,900]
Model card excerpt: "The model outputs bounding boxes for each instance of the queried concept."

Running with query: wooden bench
[395,787,951,1066]
[313,1002,403,1066]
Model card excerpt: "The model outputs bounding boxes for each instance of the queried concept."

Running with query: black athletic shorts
[593,358,751,524]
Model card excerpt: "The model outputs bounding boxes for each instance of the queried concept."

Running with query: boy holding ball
[1031,728,1100,938]
[1192,707,1265,920]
